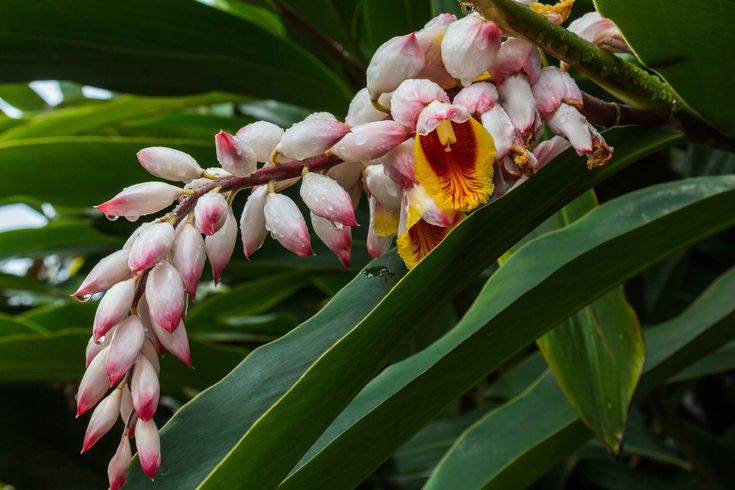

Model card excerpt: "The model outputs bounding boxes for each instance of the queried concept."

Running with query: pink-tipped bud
[327,162,363,190]
[491,37,542,85]
[236,121,284,163]
[93,278,136,341]
[367,197,394,258]
[194,192,229,236]
[453,82,499,116]
[128,222,175,274]
[76,345,110,417]
[145,261,186,332]
[172,222,205,300]
[367,33,425,99]
[364,164,402,210]
[299,172,358,226]
[498,74,541,137]
[120,384,135,429]
[136,147,203,183]
[215,130,257,177]
[274,112,350,162]
[95,182,182,221]
[106,315,145,386]
[150,318,192,367]
[533,66,583,119]
[205,206,237,284]
[85,330,112,368]
[345,88,389,127]
[123,222,151,250]
[480,104,519,161]
[82,387,122,453]
[331,120,413,163]
[310,213,352,268]
[264,193,313,256]
[73,249,132,299]
[390,79,449,128]
[568,12,630,55]
[416,101,471,136]
[108,434,132,490]
[135,418,161,480]
[416,14,457,90]
[441,13,501,87]
[240,186,269,259]
[381,139,417,190]
[131,355,159,421]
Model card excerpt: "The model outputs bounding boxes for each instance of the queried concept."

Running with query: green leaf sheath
[425,265,735,490]
[193,128,679,489]
[0,0,351,112]
[283,175,735,490]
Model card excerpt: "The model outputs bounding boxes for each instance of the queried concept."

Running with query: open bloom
[416,13,457,89]
[391,79,449,128]
[413,102,495,212]
[441,12,501,87]
[366,33,425,100]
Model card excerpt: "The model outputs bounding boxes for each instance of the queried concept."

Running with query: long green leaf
[197,129,681,489]
[0,221,119,260]
[0,0,351,112]
[282,176,735,489]
[595,0,735,138]
[423,264,735,490]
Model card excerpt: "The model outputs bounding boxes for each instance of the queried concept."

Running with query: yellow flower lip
[413,117,496,212]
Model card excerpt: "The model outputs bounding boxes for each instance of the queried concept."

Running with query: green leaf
[0,136,213,206]
[356,0,431,56]
[283,175,735,490]
[431,0,464,17]
[595,0,735,138]
[669,340,735,382]
[0,0,352,112]
[0,93,241,141]
[124,127,678,489]
[423,264,735,490]
[0,83,47,112]
[0,221,119,260]
[0,314,47,336]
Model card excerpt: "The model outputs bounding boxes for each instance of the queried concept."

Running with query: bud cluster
[76,9,626,488]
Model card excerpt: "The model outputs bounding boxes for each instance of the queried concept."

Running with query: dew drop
[106,214,119,222]
[74,293,93,303]
[460,2,475,15]
[125,215,140,222]
[95,335,106,344]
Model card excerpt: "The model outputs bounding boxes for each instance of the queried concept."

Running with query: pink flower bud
[145,261,186,332]
[82,387,122,453]
[141,339,161,375]
[172,222,205,300]
[310,213,351,268]
[128,222,175,274]
[367,197,394,258]
[381,140,417,190]
[136,147,203,183]
[215,130,257,177]
[331,120,413,163]
[150,318,192,367]
[76,345,110,417]
[568,12,629,54]
[546,104,613,168]
[108,434,132,490]
[194,192,229,236]
[120,384,135,428]
[441,13,501,87]
[533,136,572,168]
[205,206,237,284]
[480,104,518,160]
[240,186,269,259]
[73,249,132,299]
[85,329,112,368]
[264,193,313,256]
[532,66,583,118]
[275,112,350,162]
[498,74,541,137]
[299,172,357,226]
[364,164,402,210]
[390,79,449,128]
[131,355,159,421]
[123,222,151,250]
[416,14,457,89]
[93,278,136,341]
[416,101,470,136]
[236,121,284,163]
[135,418,161,480]
[453,82,499,116]
[345,88,389,127]
[366,33,425,99]
[491,37,542,85]
[106,315,145,386]
[327,162,363,190]
[95,182,182,221]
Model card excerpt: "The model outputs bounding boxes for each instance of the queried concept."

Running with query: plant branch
[580,91,667,128]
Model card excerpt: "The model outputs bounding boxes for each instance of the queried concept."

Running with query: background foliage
[0,1,733,489]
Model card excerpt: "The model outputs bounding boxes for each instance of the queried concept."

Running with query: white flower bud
[215,130,257,177]
[236,121,284,163]
[136,147,203,183]
[95,182,181,221]
[264,193,313,256]
[366,33,425,99]
[275,112,350,161]
[128,222,175,273]
[194,192,229,236]
[441,13,501,87]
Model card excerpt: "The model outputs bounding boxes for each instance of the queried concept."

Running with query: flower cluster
[76,8,623,489]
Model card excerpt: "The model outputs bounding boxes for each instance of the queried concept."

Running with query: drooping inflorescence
[75,8,625,489]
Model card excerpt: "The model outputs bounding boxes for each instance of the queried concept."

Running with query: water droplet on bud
[73,293,93,303]
[460,2,475,14]
[95,335,106,344]
[125,215,140,222]
[106,214,119,221]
